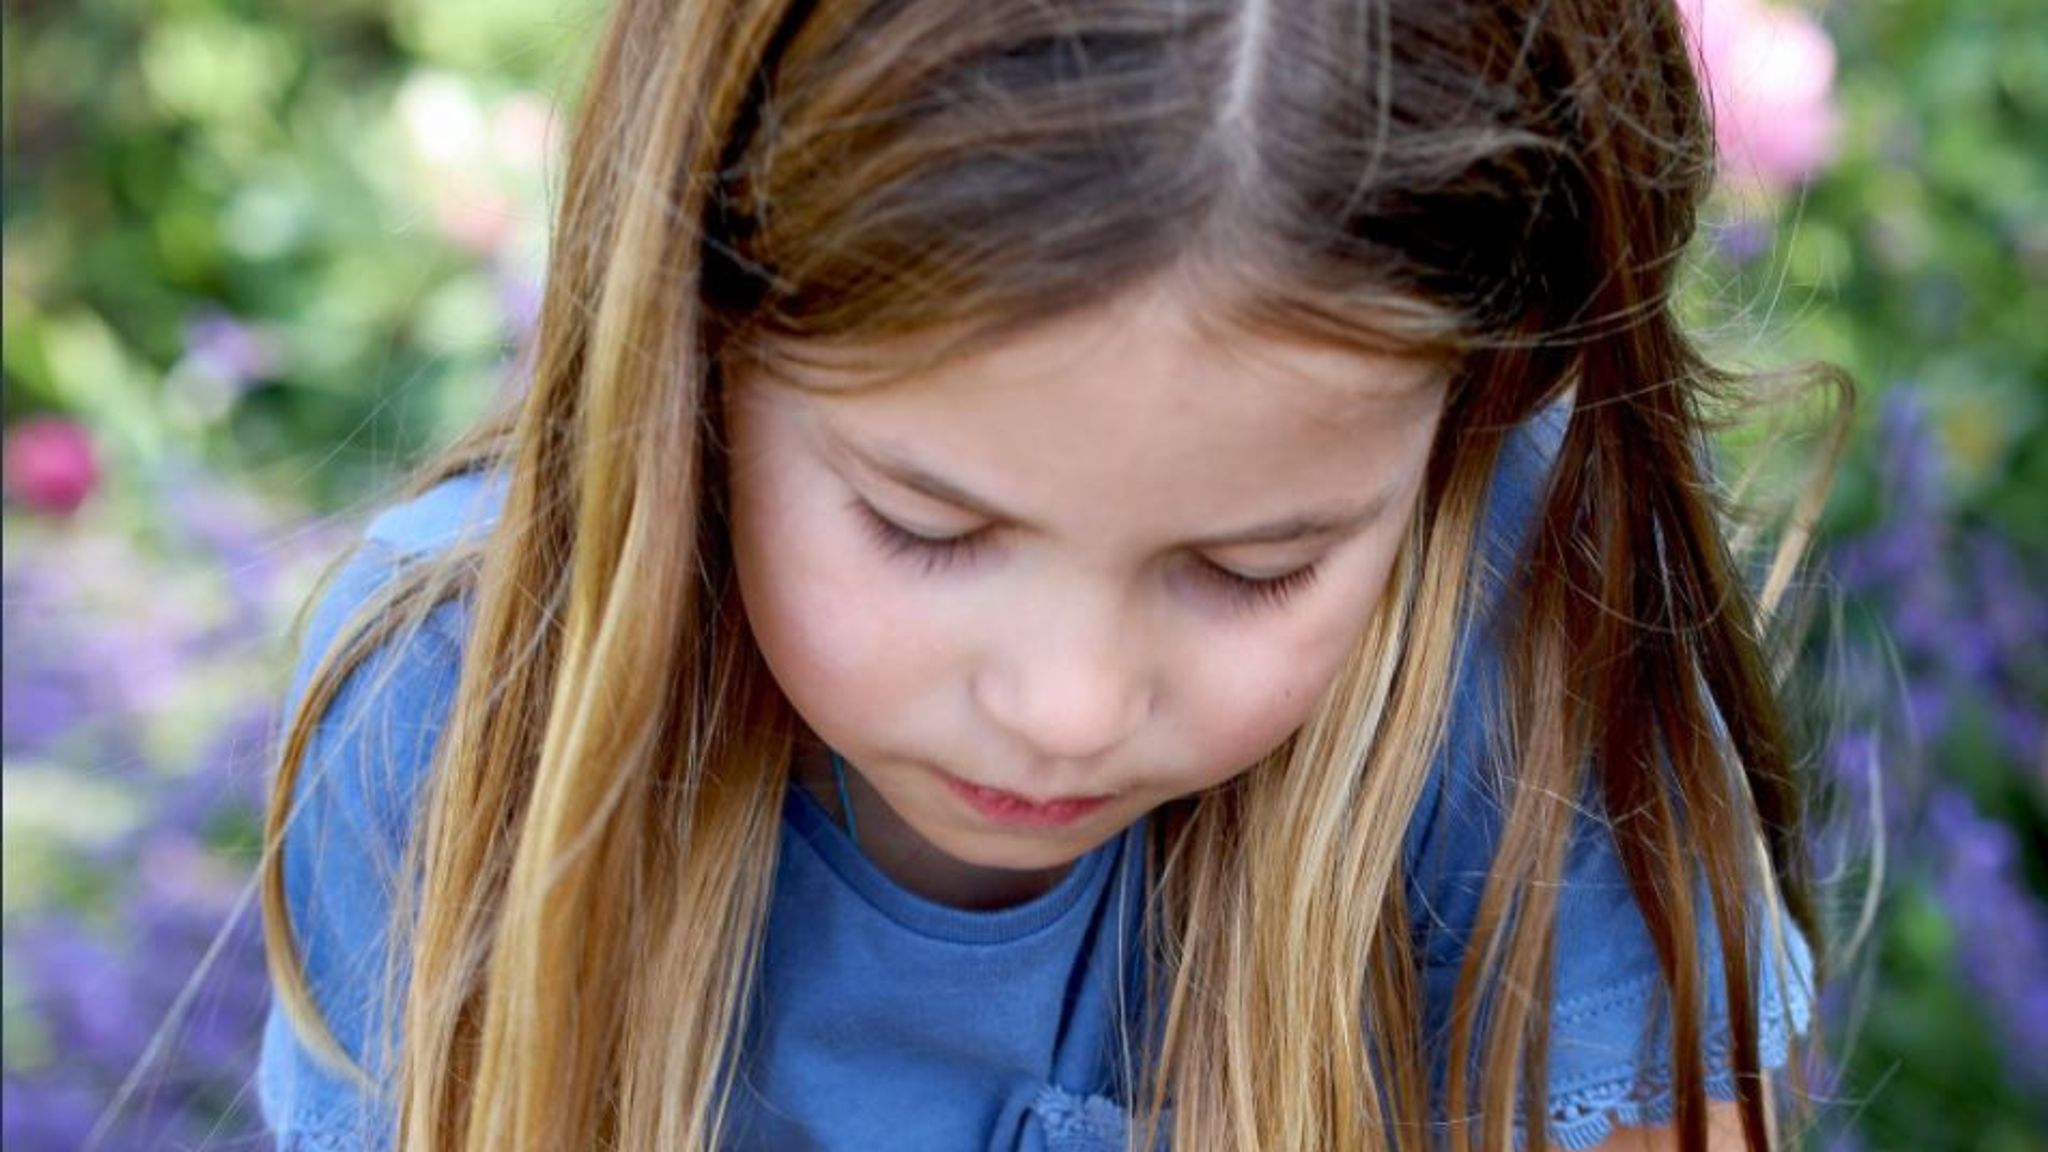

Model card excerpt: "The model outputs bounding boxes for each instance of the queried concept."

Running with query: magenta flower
[3,418,100,516]
[1678,0,1842,189]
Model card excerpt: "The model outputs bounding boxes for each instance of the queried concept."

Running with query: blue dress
[255,408,1813,1151]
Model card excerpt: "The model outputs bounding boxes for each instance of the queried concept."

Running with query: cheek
[1161,548,1398,792]
[1170,625,1361,789]
[730,477,944,740]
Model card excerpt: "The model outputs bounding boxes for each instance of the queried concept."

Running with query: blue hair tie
[830,751,860,847]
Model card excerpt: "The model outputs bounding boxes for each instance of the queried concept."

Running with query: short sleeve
[1407,724,1816,1149]
[1402,405,1816,1150]
[255,539,469,1151]
[1527,816,1814,1148]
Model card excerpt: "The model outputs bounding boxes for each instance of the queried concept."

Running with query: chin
[921,819,1110,872]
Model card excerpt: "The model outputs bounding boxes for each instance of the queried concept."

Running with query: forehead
[740,286,1447,535]
[753,283,1444,419]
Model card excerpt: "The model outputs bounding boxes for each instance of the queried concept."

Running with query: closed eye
[854,501,991,573]
[857,496,1320,609]
[1191,558,1320,611]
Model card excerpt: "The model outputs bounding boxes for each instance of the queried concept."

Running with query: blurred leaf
[388,0,604,82]
[1,763,147,916]
[140,16,296,133]
[36,311,166,468]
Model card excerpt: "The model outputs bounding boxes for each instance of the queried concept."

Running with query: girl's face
[727,286,1446,907]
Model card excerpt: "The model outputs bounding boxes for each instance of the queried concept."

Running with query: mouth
[941,773,1114,829]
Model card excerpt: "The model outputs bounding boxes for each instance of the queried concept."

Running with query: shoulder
[262,471,510,1125]
[296,466,509,730]
[1472,398,1569,620]
[360,468,507,557]
[276,469,509,935]
[1398,400,1818,1149]
[298,467,506,692]
[289,469,507,807]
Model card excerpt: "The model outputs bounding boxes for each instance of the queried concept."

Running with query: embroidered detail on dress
[1032,1084,1139,1152]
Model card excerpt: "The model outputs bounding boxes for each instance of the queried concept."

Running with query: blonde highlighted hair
[262,1,1837,1148]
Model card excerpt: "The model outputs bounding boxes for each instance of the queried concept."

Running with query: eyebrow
[832,432,1396,549]
[1183,496,1394,548]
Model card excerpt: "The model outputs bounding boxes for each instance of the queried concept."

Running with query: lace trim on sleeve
[1536,955,1814,1151]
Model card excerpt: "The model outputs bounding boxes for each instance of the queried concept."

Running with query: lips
[941,772,1113,829]
[957,778,1109,808]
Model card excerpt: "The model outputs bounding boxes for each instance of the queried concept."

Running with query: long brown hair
[260,1,1832,1148]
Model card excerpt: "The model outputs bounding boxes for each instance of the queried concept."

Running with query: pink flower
[491,93,557,174]
[431,179,520,256]
[4,418,100,516]
[1679,0,1841,189]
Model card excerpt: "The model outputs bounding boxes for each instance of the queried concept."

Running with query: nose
[973,594,1150,766]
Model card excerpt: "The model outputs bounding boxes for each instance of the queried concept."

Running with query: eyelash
[1205,561,1320,610]
[855,502,1321,611]
[856,503,991,573]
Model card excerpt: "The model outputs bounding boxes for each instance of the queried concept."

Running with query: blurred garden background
[2,0,2042,1148]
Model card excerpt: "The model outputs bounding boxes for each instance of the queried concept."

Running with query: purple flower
[0,568,101,754]
[180,310,278,391]
[1829,390,2046,749]
[1873,391,1943,521]
[1813,725,1914,860]
[11,920,150,1071]
[1,1076,101,1151]
[1711,216,1774,266]
[496,267,543,339]
[1926,788,2048,1085]
[1,458,316,1151]
[1811,384,2048,1112]
[4,858,274,1150]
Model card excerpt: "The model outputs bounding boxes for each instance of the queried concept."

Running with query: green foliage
[1684,6,2048,1149]
[1720,0,2047,543]
[4,0,564,511]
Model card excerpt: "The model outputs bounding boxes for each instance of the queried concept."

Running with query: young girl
[256,0,1827,1149]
